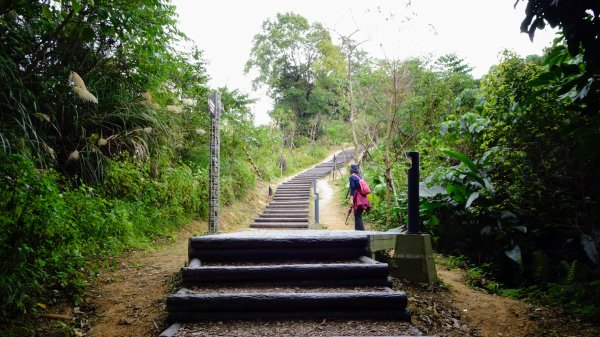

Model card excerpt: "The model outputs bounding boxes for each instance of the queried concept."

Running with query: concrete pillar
[389,234,437,285]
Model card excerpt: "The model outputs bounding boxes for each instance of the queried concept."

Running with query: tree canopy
[245,13,345,142]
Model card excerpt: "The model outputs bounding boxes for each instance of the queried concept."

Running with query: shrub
[0,154,85,319]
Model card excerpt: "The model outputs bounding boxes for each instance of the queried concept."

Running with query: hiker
[348,164,370,231]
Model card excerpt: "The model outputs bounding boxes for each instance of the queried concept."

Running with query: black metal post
[407,152,420,234]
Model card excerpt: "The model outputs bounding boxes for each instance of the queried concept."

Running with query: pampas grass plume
[69,71,98,104]
[166,105,182,113]
[68,150,80,161]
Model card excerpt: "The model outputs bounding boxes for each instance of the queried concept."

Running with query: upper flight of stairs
[251,148,355,229]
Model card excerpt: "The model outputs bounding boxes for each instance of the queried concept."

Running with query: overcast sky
[172,0,557,125]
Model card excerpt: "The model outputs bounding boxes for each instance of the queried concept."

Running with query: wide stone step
[250,222,309,229]
[270,200,309,205]
[182,260,391,286]
[188,234,368,261]
[272,197,309,201]
[258,213,308,218]
[167,290,410,322]
[275,189,310,193]
[262,209,309,214]
[254,217,308,223]
[189,231,368,249]
[275,193,310,196]
[276,185,310,189]
[266,204,308,209]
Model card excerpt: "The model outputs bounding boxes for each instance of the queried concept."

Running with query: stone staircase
[168,230,410,322]
[160,148,422,336]
[251,148,354,229]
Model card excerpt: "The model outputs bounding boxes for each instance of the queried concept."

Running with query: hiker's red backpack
[352,173,371,195]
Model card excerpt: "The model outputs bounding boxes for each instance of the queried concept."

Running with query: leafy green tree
[519,0,599,69]
[245,13,345,141]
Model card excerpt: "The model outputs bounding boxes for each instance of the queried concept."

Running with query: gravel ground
[174,319,423,337]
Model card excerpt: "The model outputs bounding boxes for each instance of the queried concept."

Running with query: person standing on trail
[349,164,370,231]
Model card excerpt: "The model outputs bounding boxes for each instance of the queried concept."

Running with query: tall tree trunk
[384,63,398,227]
[348,54,359,163]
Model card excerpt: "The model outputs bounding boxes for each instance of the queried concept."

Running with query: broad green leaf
[71,0,82,13]
[465,191,479,208]
[442,149,480,176]
[581,234,598,265]
[505,245,522,264]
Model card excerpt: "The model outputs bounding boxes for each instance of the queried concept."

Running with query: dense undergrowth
[358,49,599,319]
[0,139,331,327]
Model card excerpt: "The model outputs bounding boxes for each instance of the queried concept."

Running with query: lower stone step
[167,289,409,323]
[182,261,391,286]
[262,209,309,214]
[188,246,366,261]
[250,222,309,229]
[254,217,308,223]
[266,204,308,209]
[258,213,308,218]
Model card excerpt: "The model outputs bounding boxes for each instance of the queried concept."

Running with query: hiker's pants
[354,208,365,231]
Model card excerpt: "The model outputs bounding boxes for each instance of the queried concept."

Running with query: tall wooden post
[208,92,223,234]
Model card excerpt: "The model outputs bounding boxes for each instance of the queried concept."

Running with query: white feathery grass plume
[69,71,98,104]
[143,127,153,134]
[98,138,108,146]
[181,98,193,106]
[42,143,55,159]
[142,91,153,104]
[68,150,80,161]
[141,91,158,108]
[195,128,206,135]
[166,105,182,113]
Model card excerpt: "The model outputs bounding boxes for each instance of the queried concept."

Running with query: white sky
[172,0,557,125]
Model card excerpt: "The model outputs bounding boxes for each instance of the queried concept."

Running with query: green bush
[0,154,85,319]
[0,154,210,321]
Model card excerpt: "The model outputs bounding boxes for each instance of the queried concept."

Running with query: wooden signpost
[208,92,223,234]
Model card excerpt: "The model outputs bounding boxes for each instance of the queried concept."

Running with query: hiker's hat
[350,164,359,174]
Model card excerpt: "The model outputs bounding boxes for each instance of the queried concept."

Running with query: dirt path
[316,173,373,231]
[436,268,537,336]
[316,176,349,230]
[84,180,273,337]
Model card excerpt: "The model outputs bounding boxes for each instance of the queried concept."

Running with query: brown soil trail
[85,181,273,337]
[435,268,537,337]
